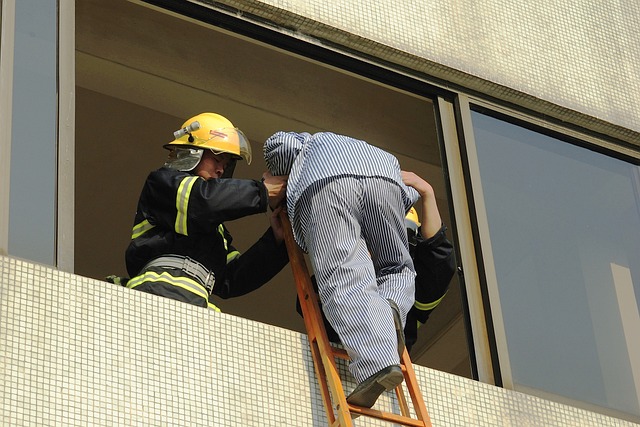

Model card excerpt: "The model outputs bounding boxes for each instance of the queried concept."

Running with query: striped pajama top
[264,131,419,250]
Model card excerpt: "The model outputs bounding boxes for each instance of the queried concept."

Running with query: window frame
[0,0,16,257]
[0,0,74,269]
[58,0,75,271]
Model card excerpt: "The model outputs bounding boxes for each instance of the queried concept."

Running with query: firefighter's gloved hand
[105,275,129,287]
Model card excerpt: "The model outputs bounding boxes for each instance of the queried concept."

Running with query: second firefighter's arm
[402,170,456,323]
[402,170,442,239]
[211,224,289,299]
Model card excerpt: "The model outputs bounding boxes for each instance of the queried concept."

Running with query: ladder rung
[329,346,350,360]
[347,404,427,427]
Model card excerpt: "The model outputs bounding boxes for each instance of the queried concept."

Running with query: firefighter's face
[194,150,232,179]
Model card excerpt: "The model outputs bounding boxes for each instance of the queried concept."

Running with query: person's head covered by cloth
[263,130,304,177]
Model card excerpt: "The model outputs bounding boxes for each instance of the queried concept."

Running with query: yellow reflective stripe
[219,226,241,264]
[414,292,448,312]
[218,224,228,250]
[226,251,240,264]
[127,271,208,300]
[131,219,156,239]
[175,176,199,236]
[208,301,221,312]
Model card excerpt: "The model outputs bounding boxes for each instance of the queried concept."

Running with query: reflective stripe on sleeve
[208,301,221,312]
[131,219,156,239]
[126,270,208,300]
[218,225,241,264]
[217,224,228,250]
[413,292,447,312]
[226,251,240,264]
[175,176,199,236]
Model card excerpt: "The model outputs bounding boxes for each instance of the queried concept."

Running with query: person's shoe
[346,365,404,408]
[388,299,406,359]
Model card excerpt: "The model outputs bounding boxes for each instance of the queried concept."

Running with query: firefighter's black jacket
[125,167,289,304]
[404,224,456,351]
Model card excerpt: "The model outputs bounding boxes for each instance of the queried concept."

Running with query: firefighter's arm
[188,176,268,230]
[144,168,268,234]
[212,226,289,299]
[401,171,442,239]
[412,227,456,323]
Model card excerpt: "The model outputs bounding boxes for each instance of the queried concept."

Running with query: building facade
[1,0,639,425]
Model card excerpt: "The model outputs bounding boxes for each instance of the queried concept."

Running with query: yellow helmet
[405,207,421,233]
[164,112,252,164]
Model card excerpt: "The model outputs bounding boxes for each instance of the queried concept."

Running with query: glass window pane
[472,111,640,418]
[8,0,57,265]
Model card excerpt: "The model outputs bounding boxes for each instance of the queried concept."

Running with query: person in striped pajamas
[264,131,419,409]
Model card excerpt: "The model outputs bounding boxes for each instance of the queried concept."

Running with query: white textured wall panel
[1,256,638,426]
[205,0,640,145]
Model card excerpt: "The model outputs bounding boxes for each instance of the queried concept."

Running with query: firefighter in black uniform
[125,112,289,310]
[296,171,456,353]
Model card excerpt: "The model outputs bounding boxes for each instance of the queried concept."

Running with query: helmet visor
[163,148,204,171]
[405,217,419,235]
[202,127,252,165]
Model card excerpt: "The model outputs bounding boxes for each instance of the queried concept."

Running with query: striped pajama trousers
[296,176,416,382]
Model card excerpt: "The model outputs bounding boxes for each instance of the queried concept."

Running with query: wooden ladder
[279,210,433,426]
